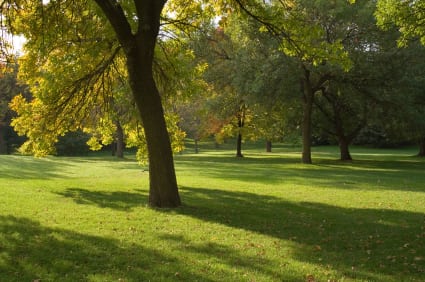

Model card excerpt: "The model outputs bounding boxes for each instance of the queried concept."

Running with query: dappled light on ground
[0,146,424,281]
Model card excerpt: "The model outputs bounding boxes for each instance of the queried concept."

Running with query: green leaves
[376,0,425,47]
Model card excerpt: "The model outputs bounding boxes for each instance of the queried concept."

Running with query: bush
[353,126,412,148]
[0,125,26,154]
[56,130,91,156]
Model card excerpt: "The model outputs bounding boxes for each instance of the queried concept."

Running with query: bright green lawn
[0,142,424,281]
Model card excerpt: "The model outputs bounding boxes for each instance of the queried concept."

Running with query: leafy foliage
[376,0,425,46]
[2,0,207,163]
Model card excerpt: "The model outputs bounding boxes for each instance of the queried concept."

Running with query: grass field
[0,142,424,281]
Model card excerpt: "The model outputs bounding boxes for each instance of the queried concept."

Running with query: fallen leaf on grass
[414,256,424,261]
[306,274,315,282]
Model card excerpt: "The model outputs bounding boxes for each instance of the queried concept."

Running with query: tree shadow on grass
[0,215,188,281]
[297,158,425,193]
[174,186,425,281]
[175,154,300,184]
[57,155,143,170]
[56,188,148,211]
[176,154,425,193]
[157,233,302,281]
[0,215,302,281]
[0,155,72,180]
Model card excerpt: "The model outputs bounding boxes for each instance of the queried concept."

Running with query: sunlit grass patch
[0,144,424,281]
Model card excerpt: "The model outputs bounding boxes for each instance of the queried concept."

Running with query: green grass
[0,142,424,281]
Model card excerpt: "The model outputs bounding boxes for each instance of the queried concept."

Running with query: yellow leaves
[123,112,185,165]
[10,96,60,156]
[86,137,102,151]
[8,94,27,114]
[9,95,46,138]
[195,62,209,75]
[258,25,268,33]
[166,113,186,154]
[215,123,234,144]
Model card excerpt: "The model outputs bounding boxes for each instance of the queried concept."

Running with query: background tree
[311,2,410,160]
[379,43,425,156]
[230,0,354,163]
[376,1,425,155]
[191,12,303,157]
[192,24,253,157]
[222,14,301,153]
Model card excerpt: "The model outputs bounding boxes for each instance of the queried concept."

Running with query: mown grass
[0,142,424,281]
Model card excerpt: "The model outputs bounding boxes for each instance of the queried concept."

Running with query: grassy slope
[0,142,424,281]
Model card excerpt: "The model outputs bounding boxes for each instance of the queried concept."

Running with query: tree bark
[0,124,7,154]
[194,138,199,154]
[301,72,314,164]
[418,137,425,157]
[115,120,124,158]
[129,34,180,207]
[338,137,352,161]
[111,142,116,156]
[235,103,245,158]
[236,132,243,157]
[266,140,272,152]
[95,0,180,208]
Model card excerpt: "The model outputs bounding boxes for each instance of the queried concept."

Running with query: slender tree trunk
[236,104,245,158]
[236,132,243,157]
[115,120,124,158]
[95,0,180,208]
[0,124,7,154]
[266,140,272,152]
[333,111,352,161]
[418,137,425,157]
[194,138,199,154]
[338,137,352,161]
[301,74,314,164]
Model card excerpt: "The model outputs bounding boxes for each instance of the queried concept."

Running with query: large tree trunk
[115,120,124,158]
[418,137,425,157]
[129,42,180,208]
[338,137,352,161]
[95,0,180,208]
[128,54,180,207]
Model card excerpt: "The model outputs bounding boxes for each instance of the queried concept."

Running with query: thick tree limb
[93,0,134,53]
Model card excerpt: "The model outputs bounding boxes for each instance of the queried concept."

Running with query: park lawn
[0,143,424,281]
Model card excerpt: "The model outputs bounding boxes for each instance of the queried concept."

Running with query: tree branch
[93,0,134,53]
